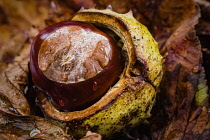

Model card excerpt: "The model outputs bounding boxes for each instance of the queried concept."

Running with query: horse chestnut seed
[30,21,124,111]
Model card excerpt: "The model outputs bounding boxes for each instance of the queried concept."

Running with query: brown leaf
[183,106,210,139]
[0,60,30,116]
[150,8,203,139]
[0,110,73,140]
[0,0,48,29]
[0,25,29,74]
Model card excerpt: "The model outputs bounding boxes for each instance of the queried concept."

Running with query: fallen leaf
[0,110,73,140]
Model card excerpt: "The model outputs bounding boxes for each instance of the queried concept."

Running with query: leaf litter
[0,0,209,139]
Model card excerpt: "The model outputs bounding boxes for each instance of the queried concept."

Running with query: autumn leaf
[0,60,30,116]
[0,0,209,139]
[0,110,73,140]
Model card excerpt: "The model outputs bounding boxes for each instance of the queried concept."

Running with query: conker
[30,21,124,111]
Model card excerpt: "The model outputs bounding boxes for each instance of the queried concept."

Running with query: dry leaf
[0,110,73,140]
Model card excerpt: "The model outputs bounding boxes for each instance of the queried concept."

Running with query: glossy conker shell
[30,21,124,111]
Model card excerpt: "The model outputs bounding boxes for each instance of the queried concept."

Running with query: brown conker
[30,21,124,111]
